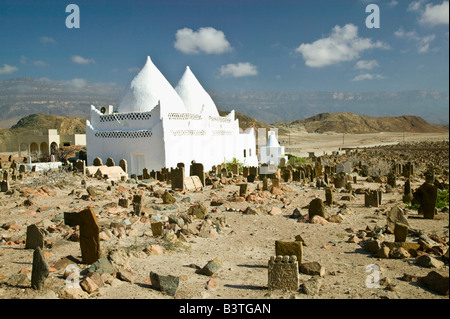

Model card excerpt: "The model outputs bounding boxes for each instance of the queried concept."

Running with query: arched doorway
[40,142,49,155]
[30,142,39,154]
[50,142,58,155]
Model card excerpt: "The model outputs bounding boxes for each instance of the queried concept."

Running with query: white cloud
[295,24,388,68]
[420,1,449,25]
[70,78,87,89]
[388,0,399,6]
[0,64,18,75]
[39,36,56,44]
[174,27,232,54]
[351,73,385,81]
[407,0,426,12]
[219,62,258,77]
[395,28,435,53]
[71,55,95,64]
[355,59,379,70]
[408,0,449,25]
[33,60,48,67]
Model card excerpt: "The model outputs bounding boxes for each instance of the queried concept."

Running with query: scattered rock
[243,206,265,215]
[199,257,223,276]
[149,272,180,296]
[80,276,100,294]
[117,270,135,283]
[376,246,390,258]
[420,271,449,295]
[268,207,282,216]
[188,203,207,219]
[364,239,382,253]
[87,258,116,275]
[145,244,164,255]
[162,190,176,204]
[415,255,445,269]
[390,247,411,259]
[299,262,326,277]
[310,215,328,226]
[59,287,88,299]
[327,214,344,223]
[302,277,322,295]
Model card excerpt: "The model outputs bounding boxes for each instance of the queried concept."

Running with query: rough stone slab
[184,176,203,191]
[420,271,449,295]
[87,258,116,275]
[31,247,50,290]
[383,242,420,252]
[199,258,223,276]
[25,224,44,250]
[268,255,299,291]
[394,222,409,242]
[79,207,100,264]
[308,198,325,219]
[275,241,303,264]
[150,272,180,296]
[299,261,326,277]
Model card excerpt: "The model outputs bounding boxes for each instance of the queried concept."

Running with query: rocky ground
[0,139,448,302]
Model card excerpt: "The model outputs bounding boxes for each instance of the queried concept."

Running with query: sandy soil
[0,132,448,302]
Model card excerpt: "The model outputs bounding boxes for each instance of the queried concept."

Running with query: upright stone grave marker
[79,207,100,264]
[413,182,438,220]
[308,198,325,218]
[93,157,103,166]
[171,165,185,190]
[106,157,115,167]
[25,224,44,250]
[190,163,205,187]
[239,183,248,197]
[31,247,50,290]
[267,255,299,291]
[119,159,127,174]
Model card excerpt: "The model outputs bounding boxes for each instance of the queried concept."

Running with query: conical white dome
[266,131,280,147]
[117,56,186,114]
[175,66,219,116]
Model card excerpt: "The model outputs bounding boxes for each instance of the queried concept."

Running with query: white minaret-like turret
[175,66,219,117]
[117,56,187,115]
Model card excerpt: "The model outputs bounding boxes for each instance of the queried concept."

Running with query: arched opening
[40,142,49,155]
[30,142,39,162]
[30,142,39,154]
[50,142,58,155]
[19,143,28,157]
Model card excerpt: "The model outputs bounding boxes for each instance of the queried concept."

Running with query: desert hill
[11,113,86,135]
[275,112,449,134]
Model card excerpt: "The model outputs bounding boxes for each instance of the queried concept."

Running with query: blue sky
[0,0,448,93]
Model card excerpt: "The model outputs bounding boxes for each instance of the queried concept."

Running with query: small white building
[258,131,287,166]
[17,129,86,157]
[86,56,258,176]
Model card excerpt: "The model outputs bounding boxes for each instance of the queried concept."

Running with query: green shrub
[407,188,448,210]
[224,157,245,173]
[437,189,449,209]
